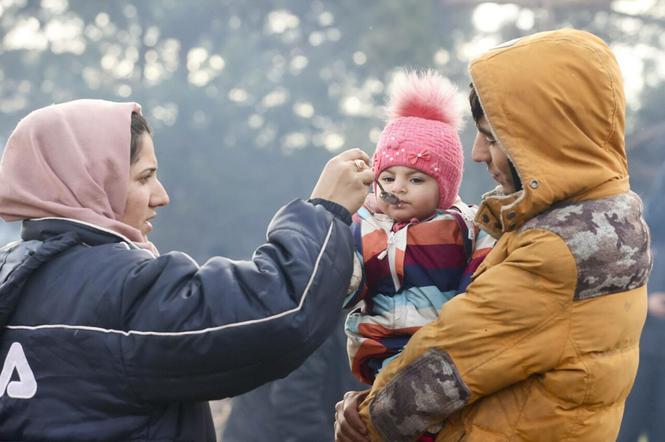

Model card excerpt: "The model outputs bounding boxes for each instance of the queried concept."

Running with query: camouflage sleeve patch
[369,349,469,442]
[520,191,652,300]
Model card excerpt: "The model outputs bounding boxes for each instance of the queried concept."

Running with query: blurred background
[1,0,664,440]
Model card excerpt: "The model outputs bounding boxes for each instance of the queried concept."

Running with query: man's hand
[649,292,665,318]
[311,148,373,214]
[334,389,370,442]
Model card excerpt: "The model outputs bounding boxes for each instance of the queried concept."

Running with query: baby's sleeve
[343,216,367,308]
[454,202,496,293]
[458,226,495,292]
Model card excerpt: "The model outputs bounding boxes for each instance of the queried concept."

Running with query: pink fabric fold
[0,99,150,247]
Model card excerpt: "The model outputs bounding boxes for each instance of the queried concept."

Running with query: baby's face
[376,166,439,223]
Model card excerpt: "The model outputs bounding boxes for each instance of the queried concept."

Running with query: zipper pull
[377,231,394,260]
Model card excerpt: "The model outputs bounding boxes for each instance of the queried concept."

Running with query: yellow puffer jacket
[358,28,652,442]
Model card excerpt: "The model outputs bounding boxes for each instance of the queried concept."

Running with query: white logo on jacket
[0,342,37,399]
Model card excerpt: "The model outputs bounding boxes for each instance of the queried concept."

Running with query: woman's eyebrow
[138,167,157,175]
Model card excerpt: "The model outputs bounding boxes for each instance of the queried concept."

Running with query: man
[335,28,652,442]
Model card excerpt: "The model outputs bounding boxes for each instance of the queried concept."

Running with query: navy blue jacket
[0,199,354,441]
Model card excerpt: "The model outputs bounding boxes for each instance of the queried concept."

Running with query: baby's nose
[393,183,407,193]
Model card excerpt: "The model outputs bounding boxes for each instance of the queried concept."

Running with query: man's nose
[471,136,489,163]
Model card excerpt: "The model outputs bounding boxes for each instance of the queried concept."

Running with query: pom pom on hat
[387,70,462,130]
[373,70,464,210]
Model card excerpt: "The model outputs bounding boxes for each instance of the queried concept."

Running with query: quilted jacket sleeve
[114,199,355,401]
[358,229,577,441]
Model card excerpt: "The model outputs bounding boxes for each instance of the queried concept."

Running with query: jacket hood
[470,28,628,238]
[0,99,146,243]
[0,218,147,329]
[0,232,79,327]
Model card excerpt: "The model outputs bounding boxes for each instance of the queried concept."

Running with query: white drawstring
[377,231,395,260]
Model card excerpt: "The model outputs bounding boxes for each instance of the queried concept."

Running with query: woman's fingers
[310,148,372,214]
[338,147,370,164]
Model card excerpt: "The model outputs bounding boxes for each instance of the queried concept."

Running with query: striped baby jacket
[344,200,494,384]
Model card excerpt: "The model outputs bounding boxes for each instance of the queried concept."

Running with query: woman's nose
[152,179,170,208]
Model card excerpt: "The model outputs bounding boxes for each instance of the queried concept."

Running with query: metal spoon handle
[376,180,401,205]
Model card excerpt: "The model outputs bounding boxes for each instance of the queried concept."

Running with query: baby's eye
[381,176,395,183]
[410,177,425,184]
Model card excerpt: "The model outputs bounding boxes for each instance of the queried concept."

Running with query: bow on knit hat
[373,71,464,209]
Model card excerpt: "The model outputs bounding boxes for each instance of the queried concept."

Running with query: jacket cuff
[308,198,352,225]
[366,349,470,441]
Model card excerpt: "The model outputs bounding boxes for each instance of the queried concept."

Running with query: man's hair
[130,112,151,164]
[469,84,523,191]
[469,84,483,124]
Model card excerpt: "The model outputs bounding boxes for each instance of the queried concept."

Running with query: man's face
[471,116,517,194]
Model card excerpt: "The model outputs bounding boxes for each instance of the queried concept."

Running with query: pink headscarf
[0,99,152,248]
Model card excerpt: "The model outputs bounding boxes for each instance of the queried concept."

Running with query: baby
[345,71,494,388]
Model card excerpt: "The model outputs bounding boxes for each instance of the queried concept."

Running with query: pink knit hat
[373,71,464,209]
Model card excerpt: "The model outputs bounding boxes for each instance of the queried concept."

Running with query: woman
[0,99,373,440]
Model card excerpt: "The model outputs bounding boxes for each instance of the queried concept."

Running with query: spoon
[375,180,401,205]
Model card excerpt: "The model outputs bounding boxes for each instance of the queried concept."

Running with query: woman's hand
[334,389,371,442]
[311,148,374,214]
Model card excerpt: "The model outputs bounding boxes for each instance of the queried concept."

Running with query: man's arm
[358,229,576,441]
